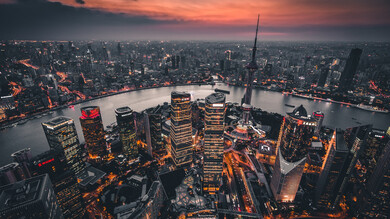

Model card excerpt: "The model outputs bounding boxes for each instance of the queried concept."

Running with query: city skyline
[1,0,390,41]
[0,6,390,218]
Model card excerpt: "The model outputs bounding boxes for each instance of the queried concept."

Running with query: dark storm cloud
[75,0,85,4]
[0,0,171,40]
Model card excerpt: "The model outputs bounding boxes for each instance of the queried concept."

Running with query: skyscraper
[170,91,193,166]
[115,107,138,158]
[149,109,163,152]
[80,106,106,159]
[10,148,32,179]
[42,117,85,175]
[317,66,329,87]
[145,106,163,155]
[30,149,85,219]
[203,93,226,193]
[315,129,349,209]
[362,135,390,217]
[0,163,29,186]
[270,105,316,202]
[338,48,363,92]
[0,174,64,219]
[330,124,371,208]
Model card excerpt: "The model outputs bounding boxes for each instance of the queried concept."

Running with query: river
[0,84,389,165]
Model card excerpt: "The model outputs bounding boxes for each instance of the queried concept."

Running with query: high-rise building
[329,125,371,208]
[317,67,329,87]
[338,48,362,92]
[0,163,29,186]
[312,111,324,135]
[149,111,163,152]
[362,134,390,217]
[30,149,85,218]
[315,129,349,209]
[0,174,64,219]
[270,105,316,202]
[80,106,106,159]
[145,106,163,155]
[42,117,85,175]
[115,107,138,158]
[10,148,32,179]
[349,128,389,217]
[170,91,193,166]
[359,129,389,179]
[144,112,153,156]
[203,93,226,193]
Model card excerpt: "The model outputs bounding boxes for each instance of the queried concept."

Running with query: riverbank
[0,82,209,128]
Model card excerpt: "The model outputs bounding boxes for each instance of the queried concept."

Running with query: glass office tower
[115,106,138,158]
[271,105,316,202]
[42,117,85,175]
[203,92,226,193]
[79,106,106,159]
[170,91,193,166]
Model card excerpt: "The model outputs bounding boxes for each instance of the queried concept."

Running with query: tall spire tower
[242,14,259,124]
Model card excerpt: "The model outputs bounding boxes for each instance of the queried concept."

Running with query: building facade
[115,107,138,158]
[170,91,193,166]
[203,93,226,193]
[270,105,316,202]
[0,174,64,219]
[42,117,85,175]
[338,48,362,92]
[30,149,85,219]
[79,106,106,159]
[315,129,349,209]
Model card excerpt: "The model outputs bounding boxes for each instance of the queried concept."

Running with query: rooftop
[0,174,49,212]
[42,116,73,128]
[205,92,225,104]
[291,104,307,116]
[171,91,191,99]
[115,106,133,115]
[78,163,106,187]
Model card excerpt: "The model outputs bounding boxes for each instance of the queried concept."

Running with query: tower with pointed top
[242,15,259,125]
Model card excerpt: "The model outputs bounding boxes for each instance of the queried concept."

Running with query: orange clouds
[50,0,390,27]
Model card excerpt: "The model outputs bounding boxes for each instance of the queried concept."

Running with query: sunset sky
[1,0,390,41]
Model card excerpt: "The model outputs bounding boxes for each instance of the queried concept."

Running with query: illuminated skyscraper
[363,134,390,217]
[203,93,226,193]
[338,48,362,92]
[170,91,193,166]
[270,105,316,202]
[330,125,372,208]
[42,117,85,175]
[315,129,349,209]
[115,107,138,158]
[30,149,85,219]
[79,106,106,159]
